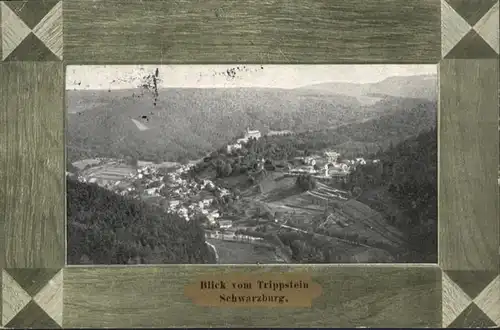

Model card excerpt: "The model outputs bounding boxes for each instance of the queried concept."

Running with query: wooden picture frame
[0,0,498,328]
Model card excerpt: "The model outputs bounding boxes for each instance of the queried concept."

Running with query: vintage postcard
[66,64,438,266]
[1,0,499,327]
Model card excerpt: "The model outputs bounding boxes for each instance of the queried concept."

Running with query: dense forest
[66,84,436,164]
[67,178,215,264]
[346,127,438,259]
[189,100,435,180]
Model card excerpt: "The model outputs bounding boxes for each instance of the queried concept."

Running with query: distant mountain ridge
[296,74,437,102]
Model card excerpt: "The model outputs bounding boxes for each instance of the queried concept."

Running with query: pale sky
[66,64,437,90]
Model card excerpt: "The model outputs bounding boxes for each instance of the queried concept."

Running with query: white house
[178,207,189,221]
[206,213,217,224]
[333,163,349,172]
[245,128,261,140]
[219,220,233,229]
[202,199,212,207]
[200,180,211,189]
[220,189,230,197]
[145,187,158,195]
[355,158,367,165]
[227,143,242,153]
[324,151,340,163]
[304,157,316,166]
[169,200,181,207]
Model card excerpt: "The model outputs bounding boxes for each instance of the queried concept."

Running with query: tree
[126,157,139,167]
[232,163,241,175]
[296,174,316,191]
[222,163,233,177]
[352,186,362,197]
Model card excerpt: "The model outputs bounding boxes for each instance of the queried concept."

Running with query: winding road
[205,241,219,264]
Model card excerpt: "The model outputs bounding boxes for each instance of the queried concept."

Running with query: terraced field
[83,165,135,181]
[72,158,101,170]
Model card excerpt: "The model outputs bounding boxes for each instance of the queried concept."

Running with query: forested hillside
[67,178,215,264]
[192,127,437,263]
[191,99,436,178]
[346,127,437,260]
[66,85,435,163]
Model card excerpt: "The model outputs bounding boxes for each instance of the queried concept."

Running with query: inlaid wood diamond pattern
[0,0,62,61]
[474,275,500,326]
[441,0,499,58]
[442,271,500,327]
[473,1,500,54]
[442,271,473,327]
[1,269,63,329]
[1,271,31,327]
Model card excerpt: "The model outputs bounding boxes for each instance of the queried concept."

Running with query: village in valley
[66,66,438,265]
[68,127,403,264]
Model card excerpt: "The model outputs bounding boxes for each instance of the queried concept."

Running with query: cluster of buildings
[227,128,262,153]
[151,166,231,224]
[165,184,221,223]
[76,159,233,227]
[287,151,379,178]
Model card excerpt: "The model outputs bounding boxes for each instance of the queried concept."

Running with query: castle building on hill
[235,128,261,145]
[244,128,261,140]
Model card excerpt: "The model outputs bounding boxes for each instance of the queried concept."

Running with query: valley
[66,73,438,265]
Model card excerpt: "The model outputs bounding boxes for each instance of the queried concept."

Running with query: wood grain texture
[441,0,472,58]
[1,270,31,327]
[33,270,63,327]
[0,2,32,61]
[472,1,499,54]
[63,0,440,63]
[438,59,499,271]
[0,0,2,60]
[0,65,4,330]
[0,63,65,268]
[63,265,441,328]
[32,1,64,60]
[441,271,472,327]
[474,275,500,326]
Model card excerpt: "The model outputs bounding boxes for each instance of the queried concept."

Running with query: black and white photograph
[66,64,438,265]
